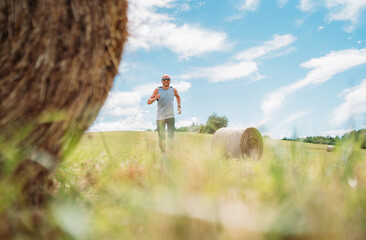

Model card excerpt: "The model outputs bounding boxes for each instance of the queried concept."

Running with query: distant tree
[342,130,357,140]
[198,124,205,133]
[302,136,340,145]
[342,129,366,149]
[282,137,295,141]
[188,123,201,132]
[200,113,228,134]
[282,135,340,145]
[175,126,188,132]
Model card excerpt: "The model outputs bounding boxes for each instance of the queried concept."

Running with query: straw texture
[0,0,128,207]
[0,0,128,161]
[212,127,264,160]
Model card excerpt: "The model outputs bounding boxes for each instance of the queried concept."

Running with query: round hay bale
[211,127,264,160]
[327,145,335,152]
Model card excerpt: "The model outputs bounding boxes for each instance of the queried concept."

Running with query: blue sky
[89,0,366,139]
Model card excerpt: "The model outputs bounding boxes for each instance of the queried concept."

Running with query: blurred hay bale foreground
[0,0,128,217]
[0,0,128,237]
[211,127,264,160]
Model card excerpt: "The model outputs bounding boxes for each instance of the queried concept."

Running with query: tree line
[282,129,366,149]
[157,113,366,149]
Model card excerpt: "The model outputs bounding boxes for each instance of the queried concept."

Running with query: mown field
[51,131,366,239]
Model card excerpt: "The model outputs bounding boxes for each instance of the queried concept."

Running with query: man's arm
[174,88,181,114]
[147,88,160,105]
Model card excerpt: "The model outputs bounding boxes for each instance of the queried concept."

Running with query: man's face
[161,77,171,87]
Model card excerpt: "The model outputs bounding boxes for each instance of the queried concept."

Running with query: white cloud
[260,46,297,60]
[239,0,261,11]
[133,0,175,8]
[262,91,286,117]
[299,0,316,11]
[262,48,366,116]
[344,25,357,33]
[233,34,297,61]
[118,62,138,73]
[317,26,325,31]
[176,117,201,128]
[108,107,144,117]
[104,91,142,109]
[176,1,207,12]
[181,34,296,82]
[181,61,258,83]
[99,91,146,119]
[237,0,366,32]
[296,0,366,32]
[229,117,271,130]
[331,78,366,126]
[325,0,366,26]
[133,83,163,97]
[196,2,206,8]
[89,113,155,132]
[296,19,305,27]
[172,81,192,92]
[250,117,272,128]
[280,110,311,125]
[127,0,229,60]
[179,3,190,11]
[279,0,289,8]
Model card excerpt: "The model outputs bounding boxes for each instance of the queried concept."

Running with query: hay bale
[0,0,128,205]
[211,127,264,160]
[327,145,335,152]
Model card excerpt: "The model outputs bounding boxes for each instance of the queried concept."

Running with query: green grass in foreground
[50,131,366,240]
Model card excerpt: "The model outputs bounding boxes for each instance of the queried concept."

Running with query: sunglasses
[162,78,170,81]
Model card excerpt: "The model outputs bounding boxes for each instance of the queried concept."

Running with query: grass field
[51,131,366,239]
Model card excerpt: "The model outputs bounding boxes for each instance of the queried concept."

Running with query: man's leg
[157,119,166,152]
[166,118,175,150]
[166,118,175,139]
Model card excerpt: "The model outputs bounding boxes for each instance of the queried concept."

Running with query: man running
[147,74,181,152]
